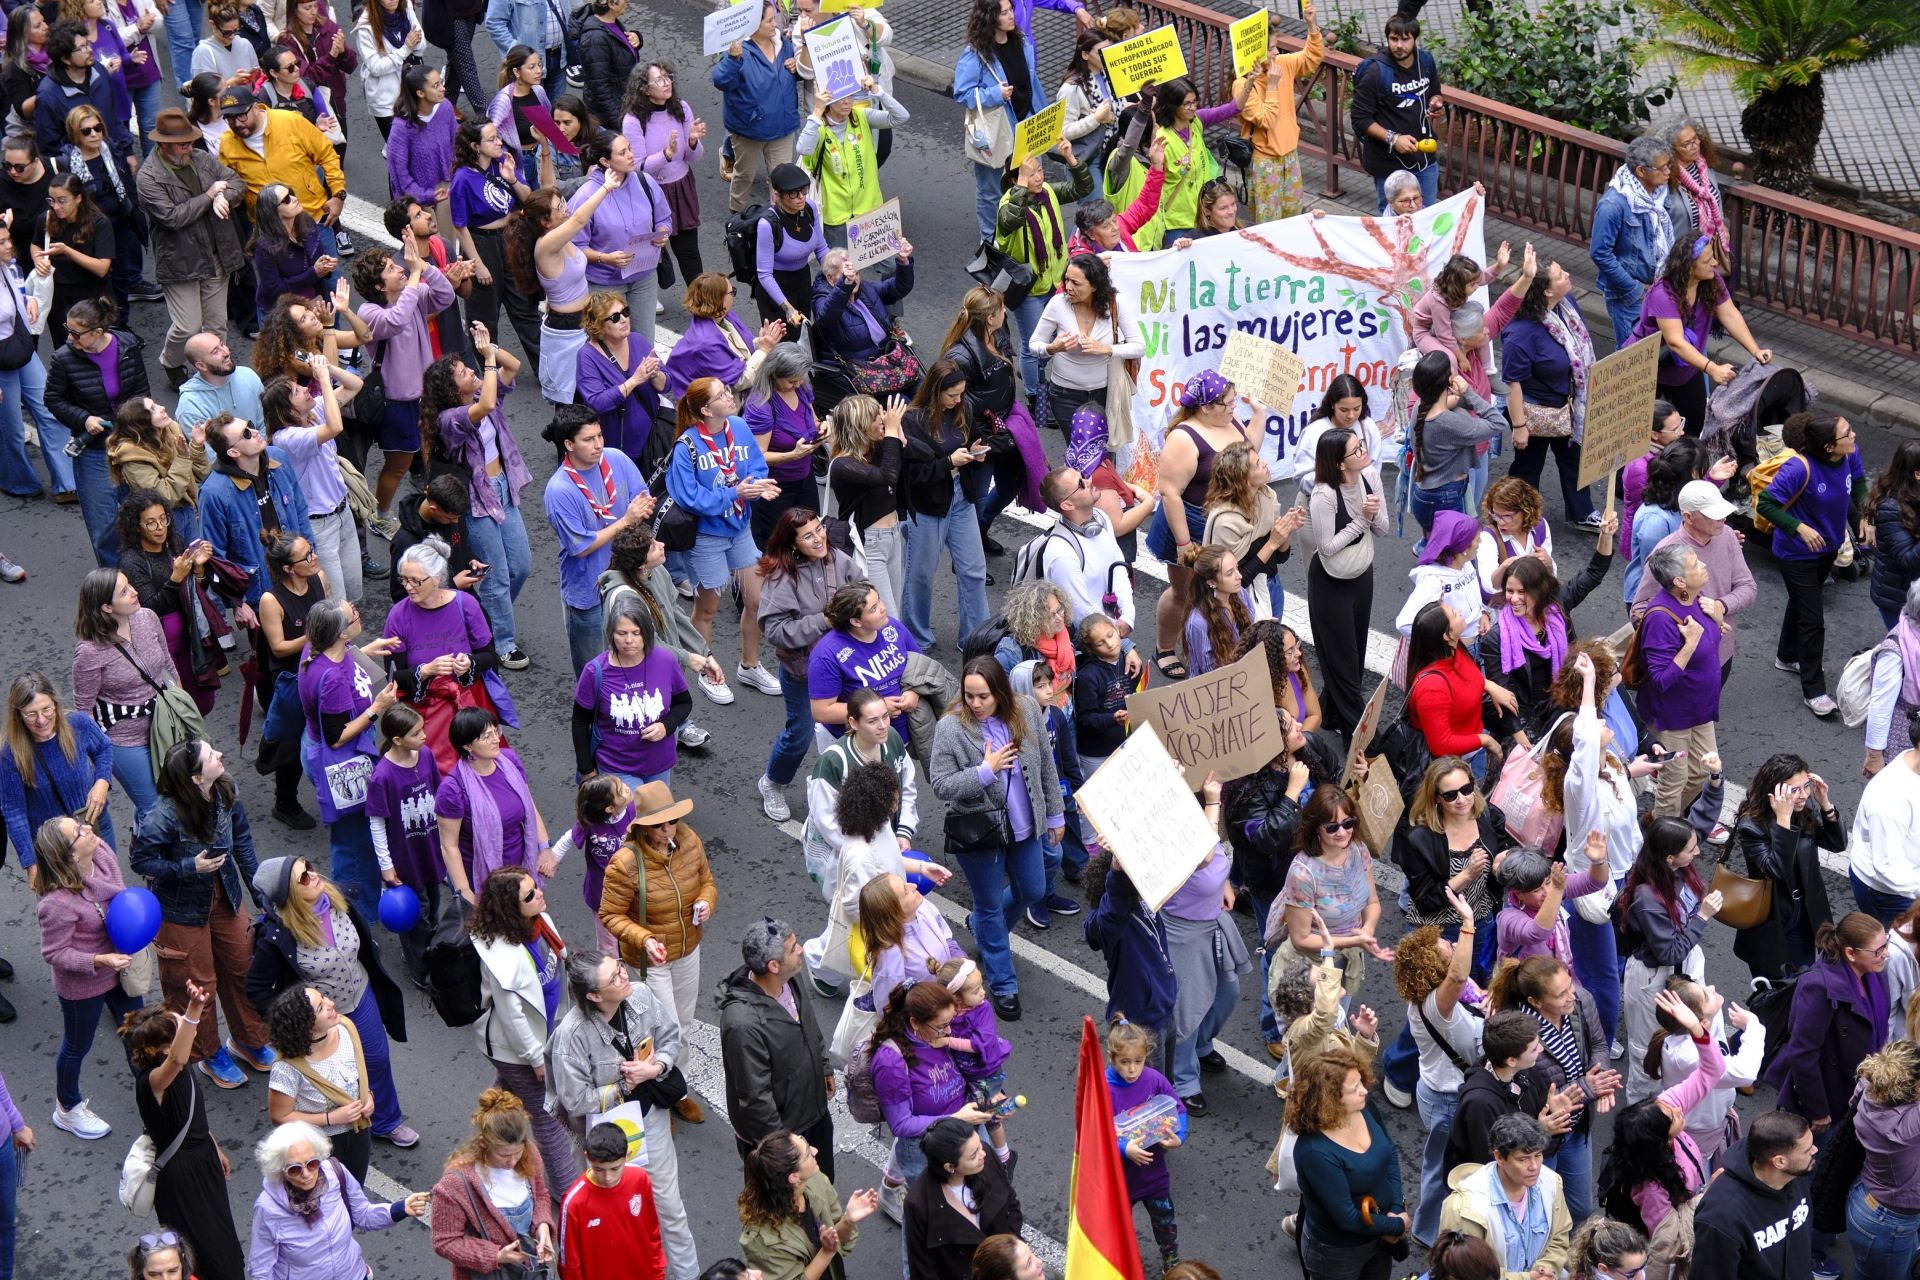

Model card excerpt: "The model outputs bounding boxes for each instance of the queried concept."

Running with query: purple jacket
[247,1156,406,1280]
[575,333,664,460]
[950,998,1012,1082]
[1764,954,1889,1125]
[387,103,457,204]
[624,101,704,188]
[664,314,753,399]
[254,223,326,315]
[35,838,128,1000]
[871,1032,967,1140]
[869,902,963,1014]
[358,265,455,401]
[487,83,550,164]
[567,167,672,284]
[438,392,533,523]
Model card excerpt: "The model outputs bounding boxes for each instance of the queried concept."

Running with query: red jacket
[1407,645,1487,757]
[557,1167,665,1280]
[1066,166,1167,258]
[430,1162,556,1280]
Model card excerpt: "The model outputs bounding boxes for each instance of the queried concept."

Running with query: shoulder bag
[93,897,158,997]
[944,763,1014,855]
[112,640,207,783]
[119,1074,196,1216]
[1620,606,1679,690]
[288,1015,375,1131]
[963,86,1014,168]
[0,271,35,371]
[1706,863,1772,930]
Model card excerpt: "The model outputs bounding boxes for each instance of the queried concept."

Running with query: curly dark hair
[419,353,470,467]
[963,0,1007,67]
[1597,1097,1694,1235]
[454,120,492,173]
[114,488,180,558]
[350,249,394,304]
[1640,438,1705,512]
[738,1130,805,1230]
[622,62,684,129]
[253,296,319,384]
[1065,253,1118,319]
[468,867,539,946]
[1654,234,1725,315]
[265,983,320,1060]
[835,761,899,843]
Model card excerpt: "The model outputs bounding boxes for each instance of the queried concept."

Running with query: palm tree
[1646,0,1920,195]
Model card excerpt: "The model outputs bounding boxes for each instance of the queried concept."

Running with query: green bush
[1434,0,1676,140]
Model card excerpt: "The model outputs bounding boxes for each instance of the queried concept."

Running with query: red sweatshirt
[1406,646,1487,757]
[557,1167,665,1280]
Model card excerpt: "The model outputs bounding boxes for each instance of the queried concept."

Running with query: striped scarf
[1528,1005,1586,1097]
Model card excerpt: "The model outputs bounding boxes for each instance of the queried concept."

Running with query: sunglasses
[1321,817,1359,835]
[79,122,102,136]
[294,864,318,886]
[236,425,258,441]
[1439,780,1477,802]
[65,327,99,342]
[284,1157,323,1175]
[521,884,540,903]
[604,308,630,323]
[3,161,29,173]
[138,1232,182,1252]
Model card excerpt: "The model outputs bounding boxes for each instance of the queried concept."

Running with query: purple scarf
[455,750,541,889]
[1497,604,1567,675]
[1001,399,1049,514]
[311,888,339,947]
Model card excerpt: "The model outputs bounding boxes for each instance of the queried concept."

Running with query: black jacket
[1443,1063,1552,1171]
[246,898,408,1042]
[942,328,1017,421]
[1221,733,1343,905]
[1871,495,1920,622]
[1689,1141,1811,1280]
[714,965,830,1147]
[388,493,474,602]
[569,6,640,132]
[901,404,983,518]
[1732,807,1843,979]
[1394,805,1511,927]
[47,329,151,435]
[903,1150,1022,1280]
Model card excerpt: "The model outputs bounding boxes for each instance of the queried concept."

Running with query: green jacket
[995,159,1092,296]
[739,1171,855,1280]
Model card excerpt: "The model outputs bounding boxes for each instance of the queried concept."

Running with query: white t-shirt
[267,1034,363,1136]
[1851,756,1920,897]
[1408,989,1483,1094]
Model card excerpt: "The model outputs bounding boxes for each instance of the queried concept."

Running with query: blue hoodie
[664,417,770,539]
[710,35,801,143]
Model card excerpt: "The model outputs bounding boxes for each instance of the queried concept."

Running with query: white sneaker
[677,722,711,749]
[736,662,783,696]
[758,775,791,822]
[655,300,666,316]
[879,1178,905,1225]
[1805,693,1838,717]
[54,1101,111,1140]
[697,669,735,705]
[1380,1079,1412,1109]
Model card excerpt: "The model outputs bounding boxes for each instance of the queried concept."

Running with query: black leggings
[1308,557,1373,738]
[440,18,487,116]
[1669,368,1710,437]
[664,227,703,290]
[1777,550,1840,698]
[466,226,543,375]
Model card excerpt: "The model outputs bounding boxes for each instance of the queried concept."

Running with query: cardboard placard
[847,198,903,271]
[1349,755,1403,857]
[1575,334,1663,489]
[1217,328,1307,411]
[1124,646,1282,788]
[520,102,578,156]
[804,18,865,102]
[702,0,762,56]
[1342,678,1390,788]
[1230,9,1269,78]
[1101,25,1186,98]
[1011,100,1067,169]
[1075,727,1222,913]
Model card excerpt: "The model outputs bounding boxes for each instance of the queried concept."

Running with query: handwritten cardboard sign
[1124,646,1281,789]
[702,0,762,56]
[1075,726,1222,913]
[1218,328,1308,411]
[1230,9,1269,78]
[1342,678,1390,788]
[847,197,902,271]
[1010,100,1067,169]
[1101,25,1187,98]
[804,17,864,102]
[1350,755,1403,855]
[1575,334,1663,489]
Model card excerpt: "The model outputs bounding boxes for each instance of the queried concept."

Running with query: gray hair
[746,341,813,407]
[742,916,793,974]
[1489,1112,1550,1157]
[255,1120,332,1182]
[1382,170,1421,205]
[602,593,656,654]
[302,599,353,656]
[1646,541,1695,592]
[1663,117,1711,151]
[1904,577,1920,627]
[1496,847,1553,894]
[820,247,850,277]
[565,948,616,1011]
[1450,300,1486,340]
[1625,133,1672,176]
[397,535,450,588]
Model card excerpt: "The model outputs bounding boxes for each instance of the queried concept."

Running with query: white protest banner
[1124,645,1281,788]
[1217,328,1307,410]
[1575,334,1664,489]
[804,18,864,103]
[847,198,902,271]
[1075,726,1221,913]
[1105,188,1486,484]
[703,0,761,56]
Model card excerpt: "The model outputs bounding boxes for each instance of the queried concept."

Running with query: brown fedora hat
[148,108,200,145]
[629,781,693,827]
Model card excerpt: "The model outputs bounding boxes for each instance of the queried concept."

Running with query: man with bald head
[175,331,266,433]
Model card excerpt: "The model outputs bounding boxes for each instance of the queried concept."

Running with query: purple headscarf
[1178,368,1233,410]
[1066,404,1109,477]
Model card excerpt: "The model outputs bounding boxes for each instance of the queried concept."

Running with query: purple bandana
[1178,368,1232,409]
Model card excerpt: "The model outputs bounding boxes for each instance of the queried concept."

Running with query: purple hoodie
[871,1031,967,1140]
[387,102,457,204]
[1106,1064,1187,1201]
[664,313,754,399]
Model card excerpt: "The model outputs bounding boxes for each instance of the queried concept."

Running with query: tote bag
[119,1077,196,1216]
[963,87,1013,168]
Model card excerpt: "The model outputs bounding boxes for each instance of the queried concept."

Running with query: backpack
[961,614,1015,666]
[1011,522,1079,587]
[1747,448,1806,535]
[113,641,208,784]
[425,940,484,1028]
[725,205,783,285]
[1620,606,1679,690]
[843,1036,885,1124]
[1836,642,1897,728]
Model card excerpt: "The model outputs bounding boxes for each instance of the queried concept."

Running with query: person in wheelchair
[809,242,920,416]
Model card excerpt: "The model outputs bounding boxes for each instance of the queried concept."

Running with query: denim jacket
[131,793,262,926]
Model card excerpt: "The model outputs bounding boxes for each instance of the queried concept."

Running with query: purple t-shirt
[435,752,530,882]
[449,163,516,229]
[575,647,687,779]
[571,801,633,912]
[1642,275,1723,388]
[1766,448,1865,562]
[806,621,920,739]
[386,592,491,672]
[742,386,818,484]
[366,751,444,887]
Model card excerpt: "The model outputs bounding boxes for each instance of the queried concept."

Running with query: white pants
[310,505,362,603]
[861,520,905,624]
[644,949,700,1032]
[641,1101,700,1279]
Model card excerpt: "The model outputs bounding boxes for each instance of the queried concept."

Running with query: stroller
[1700,360,1817,529]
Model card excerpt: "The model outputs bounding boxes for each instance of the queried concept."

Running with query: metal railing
[1125,0,1920,358]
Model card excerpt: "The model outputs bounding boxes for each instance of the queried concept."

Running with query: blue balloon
[105,887,162,954]
[904,853,937,896]
[378,885,422,933]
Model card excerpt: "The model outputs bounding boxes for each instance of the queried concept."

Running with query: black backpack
[425,941,484,1028]
[961,614,1014,666]
[725,205,783,284]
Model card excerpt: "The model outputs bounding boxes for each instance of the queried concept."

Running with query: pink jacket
[1631,1033,1724,1232]
[36,839,128,1000]
[1413,279,1523,401]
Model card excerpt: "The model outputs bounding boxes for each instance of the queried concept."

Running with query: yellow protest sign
[1010,101,1066,169]
[820,0,877,10]
[1230,9,1268,78]
[1101,25,1186,98]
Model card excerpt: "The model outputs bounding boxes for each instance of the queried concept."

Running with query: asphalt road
[0,4,1897,1277]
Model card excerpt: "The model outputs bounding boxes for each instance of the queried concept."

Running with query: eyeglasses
[797,525,827,541]
[397,573,430,589]
[216,23,240,34]
[1439,780,1477,802]
[922,1018,954,1035]
[1321,817,1359,834]
[604,308,630,323]
[476,726,502,741]
[284,1157,323,1175]
[139,512,171,528]
[293,549,318,565]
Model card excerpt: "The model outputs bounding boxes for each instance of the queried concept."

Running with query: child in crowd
[364,705,446,985]
[937,956,1017,1162]
[1104,1017,1187,1271]
[552,775,636,955]
[1073,615,1134,772]
[1013,658,1092,916]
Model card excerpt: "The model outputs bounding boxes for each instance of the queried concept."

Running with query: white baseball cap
[1677,479,1736,520]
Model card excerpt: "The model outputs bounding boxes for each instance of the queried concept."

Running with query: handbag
[1487,714,1569,852]
[119,1075,196,1216]
[1621,607,1679,689]
[962,87,1014,168]
[1708,863,1773,930]
[0,273,35,370]
[111,641,208,784]
[827,975,877,1071]
[286,1015,374,1131]
[1522,400,1574,440]
[345,338,387,433]
[945,766,1014,855]
[841,330,923,399]
[965,240,1034,310]
[119,943,158,997]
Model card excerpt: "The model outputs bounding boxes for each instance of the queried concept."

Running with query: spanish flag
[1065,1016,1145,1280]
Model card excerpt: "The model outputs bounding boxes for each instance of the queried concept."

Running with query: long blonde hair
[280,870,351,950]
[1203,441,1263,518]
[828,394,883,461]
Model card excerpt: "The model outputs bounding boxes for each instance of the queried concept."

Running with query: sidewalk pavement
[877,3,1920,436]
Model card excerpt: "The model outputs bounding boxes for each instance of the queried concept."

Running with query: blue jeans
[1548,1128,1593,1224]
[10,356,68,494]
[0,1129,14,1280]
[57,986,144,1110]
[564,601,603,677]
[1603,286,1645,350]
[901,481,990,650]
[110,743,158,825]
[1852,871,1915,928]
[1566,911,1620,1050]
[1373,163,1439,212]
[1251,890,1280,1044]
[955,832,1047,997]
[75,441,123,567]
[1413,1081,1460,1245]
[1408,476,1468,541]
[1850,1181,1920,1280]
[1383,1023,1420,1096]
[464,475,532,653]
[1464,448,1492,517]
[161,0,205,90]
[329,812,381,916]
[1170,953,1241,1098]
[970,162,1002,243]
[765,666,814,786]
[1007,291,1046,413]
[0,360,46,496]
[350,984,407,1135]
[129,79,163,157]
